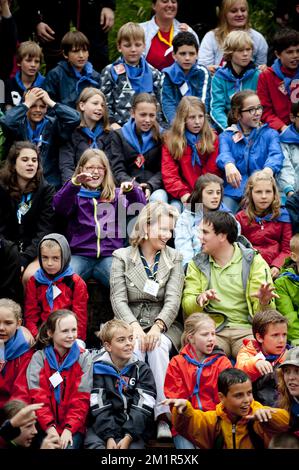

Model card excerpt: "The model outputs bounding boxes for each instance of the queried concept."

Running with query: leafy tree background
[109,0,276,60]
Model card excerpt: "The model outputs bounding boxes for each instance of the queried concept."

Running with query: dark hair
[172,31,199,53]
[189,173,224,212]
[35,309,77,349]
[0,141,42,200]
[252,309,288,339]
[203,211,238,244]
[61,31,89,55]
[131,92,161,142]
[218,368,250,395]
[273,28,299,54]
[228,89,257,125]
[291,102,299,116]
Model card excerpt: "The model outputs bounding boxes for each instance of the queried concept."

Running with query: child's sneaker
[156,420,172,440]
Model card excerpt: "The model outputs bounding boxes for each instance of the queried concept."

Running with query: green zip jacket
[182,243,275,331]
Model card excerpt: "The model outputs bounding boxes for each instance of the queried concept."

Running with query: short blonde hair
[181,313,216,347]
[16,41,43,63]
[117,22,145,47]
[0,298,22,321]
[223,30,253,61]
[130,201,179,247]
[99,319,133,344]
[290,233,299,253]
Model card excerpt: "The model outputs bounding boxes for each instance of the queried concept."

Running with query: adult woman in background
[0,141,55,286]
[139,0,198,71]
[110,202,185,440]
[198,0,268,74]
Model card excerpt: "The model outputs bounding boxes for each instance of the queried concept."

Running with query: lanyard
[157,24,174,47]
[140,249,161,281]
[17,193,32,224]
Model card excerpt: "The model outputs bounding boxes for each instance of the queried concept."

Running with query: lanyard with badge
[140,249,161,297]
[17,193,32,224]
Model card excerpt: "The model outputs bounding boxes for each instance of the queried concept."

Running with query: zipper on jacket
[93,198,101,258]
[232,423,236,449]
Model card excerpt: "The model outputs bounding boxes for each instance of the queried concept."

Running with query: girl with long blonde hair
[236,170,292,279]
[162,96,221,211]
[59,87,111,184]
[53,148,146,287]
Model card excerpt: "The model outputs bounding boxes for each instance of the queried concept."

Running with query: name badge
[49,371,63,388]
[180,82,189,96]
[18,202,31,216]
[143,279,159,297]
[52,285,62,300]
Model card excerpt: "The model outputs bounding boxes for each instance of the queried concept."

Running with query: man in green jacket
[182,211,277,358]
[275,233,299,346]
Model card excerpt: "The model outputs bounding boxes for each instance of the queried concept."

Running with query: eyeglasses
[240,105,263,115]
[84,166,106,173]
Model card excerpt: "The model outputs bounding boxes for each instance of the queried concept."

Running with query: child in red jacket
[24,233,88,341]
[164,313,232,449]
[26,309,93,449]
[162,96,221,212]
[0,299,34,421]
[236,171,292,279]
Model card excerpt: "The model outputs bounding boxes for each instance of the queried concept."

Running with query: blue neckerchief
[280,124,299,144]
[122,118,157,157]
[110,56,153,93]
[185,130,202,167]
[255,207,290,224]
[272,58,299,96]
[80,124,104,149]
[183,354,221,410]
[263,353,281,362]
[2,328,30,362]
[26,118,49,145]
[78,187,101,198]
[139,249,161,281]
[279,271,299,282]
[93,362,135,397]
[34,266,74,310]
[72,61,99,93]
[15,70,45,92]
[163,62,199,95]
[45,342,81,404]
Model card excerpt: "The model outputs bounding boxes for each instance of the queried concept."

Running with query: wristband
[154,319,166,333]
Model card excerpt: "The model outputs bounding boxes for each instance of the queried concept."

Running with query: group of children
[1,2,299,452]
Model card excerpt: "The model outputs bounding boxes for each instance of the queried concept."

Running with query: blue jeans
[71,255,113,287]
[173,435,198,449]
[222,195,241,214]
[150,189,183,213]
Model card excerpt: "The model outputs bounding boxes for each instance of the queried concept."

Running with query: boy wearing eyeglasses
[257,28,299,133]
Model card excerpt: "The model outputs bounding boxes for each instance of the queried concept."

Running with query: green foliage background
[109,0,277,61]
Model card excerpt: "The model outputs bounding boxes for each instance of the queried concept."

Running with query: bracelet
[154,319,166,333]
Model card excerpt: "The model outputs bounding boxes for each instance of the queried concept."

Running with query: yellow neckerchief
[157,23,174,47]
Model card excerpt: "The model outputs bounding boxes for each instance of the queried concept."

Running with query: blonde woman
[53,148,146,287]
[59,87,111,184]
[162,96,221,211]
[110,201,185,439]
[198,0,268,74]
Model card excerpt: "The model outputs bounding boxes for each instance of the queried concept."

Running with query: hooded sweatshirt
[24,233,88,340]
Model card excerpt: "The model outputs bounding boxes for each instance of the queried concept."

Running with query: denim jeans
[149,189,183,213]
[222,195,241,214]
[70,255,113,287]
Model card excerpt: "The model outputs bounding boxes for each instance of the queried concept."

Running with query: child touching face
[236,171,292,278]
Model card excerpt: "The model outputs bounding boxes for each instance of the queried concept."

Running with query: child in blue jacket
[42,31,101,110]
[162,31,210,124]
[216,90,284,213]
[211,30,260,131]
